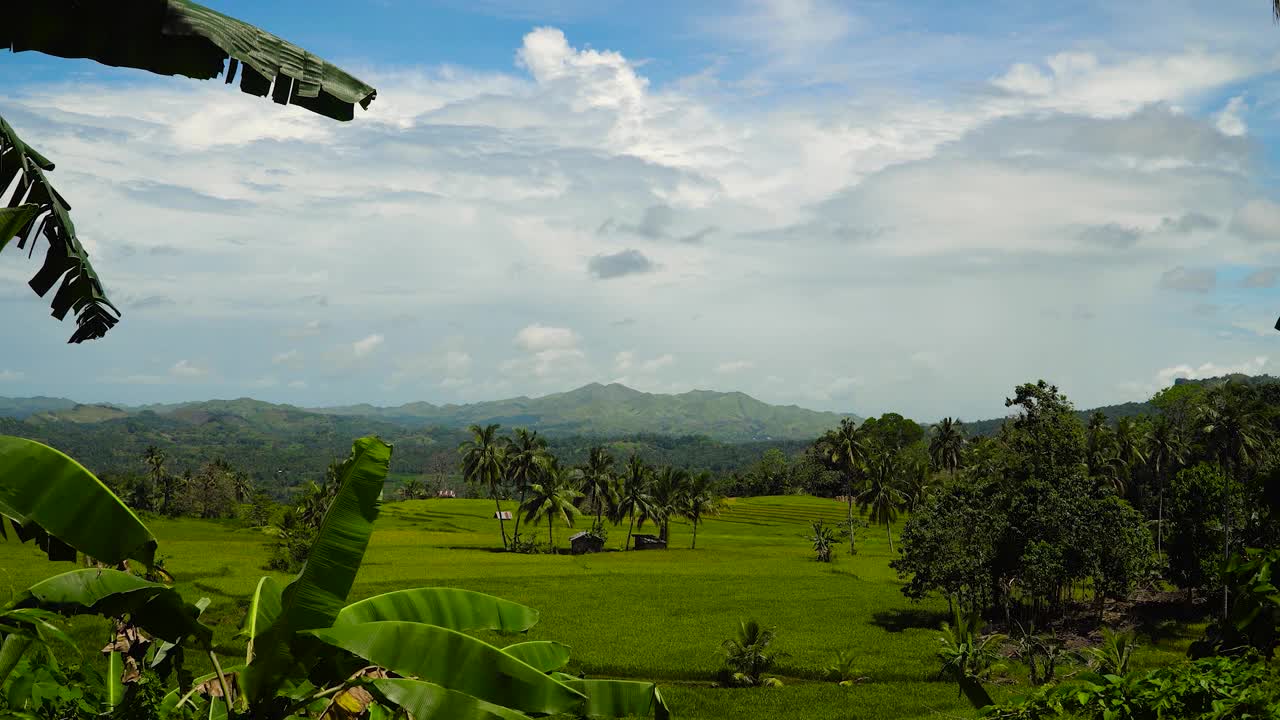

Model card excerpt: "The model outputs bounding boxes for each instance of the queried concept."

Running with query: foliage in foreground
[719,620,783,688]
[0,435,671,720]
[980,653,1280,720]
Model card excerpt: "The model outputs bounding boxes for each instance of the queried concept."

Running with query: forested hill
[309,383,852,441]
[2,383,853,443]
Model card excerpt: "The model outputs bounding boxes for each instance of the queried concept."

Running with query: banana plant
[1,435,671,719]
[3,0,378,342]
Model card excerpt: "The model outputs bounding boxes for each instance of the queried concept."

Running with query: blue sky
[6,0,1280,421]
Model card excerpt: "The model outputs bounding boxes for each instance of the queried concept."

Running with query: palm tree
[399,478,425,501]
[928,417,965,476]
[807,520,838,562]
[721,619,778,687]
[459,423,510,550]
[903,459,934,514]
[683,470,724,549]
[815,417,868,554]
[857,448,906,552]
[142,446,173,513]
[1145,414,1187,559]
[616,454,657,550]
[579,446,617,531]
[1085,411,1116,478]
[650,466,687,544]
[1197,386,1268,619]
[505,428,548,545]
[519,459,582,552]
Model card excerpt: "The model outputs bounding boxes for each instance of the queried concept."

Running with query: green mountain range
[1,383,856,443]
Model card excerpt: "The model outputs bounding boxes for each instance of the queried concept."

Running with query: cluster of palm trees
[457,424,726,552]
[812,417,964,553]
[137,446,253,518]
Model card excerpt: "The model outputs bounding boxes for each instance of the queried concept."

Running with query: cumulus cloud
[1230,199,1280,242]
[1159,212,1219,234]
[272,349,303,367]
[640,353,675,373]
[1159,266,1216,293]
[588,249,657,279]
[716,360,755,374]
[515,324,579,351]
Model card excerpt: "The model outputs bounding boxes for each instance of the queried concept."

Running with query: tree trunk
[1223,460,1233,621]
[493,494,509,550]
[549,517,555,553]
[886,522,894,553]
[846,479,855,555]
[692,521,698,549]
[592,487,601,529]
[626,510,636,551]
[1157,470,1164,560]
[512,483,527,544]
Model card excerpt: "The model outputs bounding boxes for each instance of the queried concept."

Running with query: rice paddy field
[0,495,1195,719]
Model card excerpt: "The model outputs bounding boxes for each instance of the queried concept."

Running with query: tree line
[884,378,1280,626]
[456,425,726,552]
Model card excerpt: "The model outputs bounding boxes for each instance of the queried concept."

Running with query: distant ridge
[0,383,858,443]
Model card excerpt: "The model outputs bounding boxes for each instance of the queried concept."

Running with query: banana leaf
[106,651,125,710]
[0,120,120,343]
[0,636,33,689]
[307,621,584,716]
[2,1,376,122]
[501,641,571,673]
[334,588,539,633]
[239,576,282,664]
[240,437,391,703]
[371,678,531,720]
[0,436,156,566]
[562,679,671,720]
[12,568,212,646]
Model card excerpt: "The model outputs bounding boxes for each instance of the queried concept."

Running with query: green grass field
[0,496,1194,719]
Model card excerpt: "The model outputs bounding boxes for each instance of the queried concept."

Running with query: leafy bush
[981,653,1280,720]
[823,650,864,685]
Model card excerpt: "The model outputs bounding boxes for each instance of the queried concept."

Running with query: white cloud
[272,349,302,367]
[0,370,24,382]
[1123,357,1270,399]
[353,334,385,358]
[514,324,579,352]
[614,350,635,373]
[284,320,326,339]
[1230,199,1280,242]
[715,360,755,374]
[1216,95,1248,137]
[640,353,675,373]
[288,380,308,390]
[169,360,208,379]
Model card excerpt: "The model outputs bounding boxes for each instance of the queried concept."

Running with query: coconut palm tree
[520,458,582,552]
[398,478,425,501]
[1145,414,1187,559]
[683,470,724,549]
[650,466,688,543]
[903,459,935,514]
[857,448,907,553]
[579,446,617,532]
[616,454,657,550]
[815,417,868,554]
[505,428,549,545]
[1197,385,1268,618]
[459,423,510,550]
[928,417,966,476]
[720,619,779,687]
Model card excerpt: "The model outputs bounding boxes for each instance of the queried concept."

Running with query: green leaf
[240,437,391,703]
[106,651,124,709]
[281,437,392,632]
[240,576,282,663]
[502,641,571,673]
[2,2,376,122]
[0,118,120,343]
[13,568,211,645]
[335,588,539,633]
[0,205,40,253]
[372,679,531,720]
[307,621,584,715]
[0,436,155,566]
[562,679,671,720]
[0,635,33,689]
